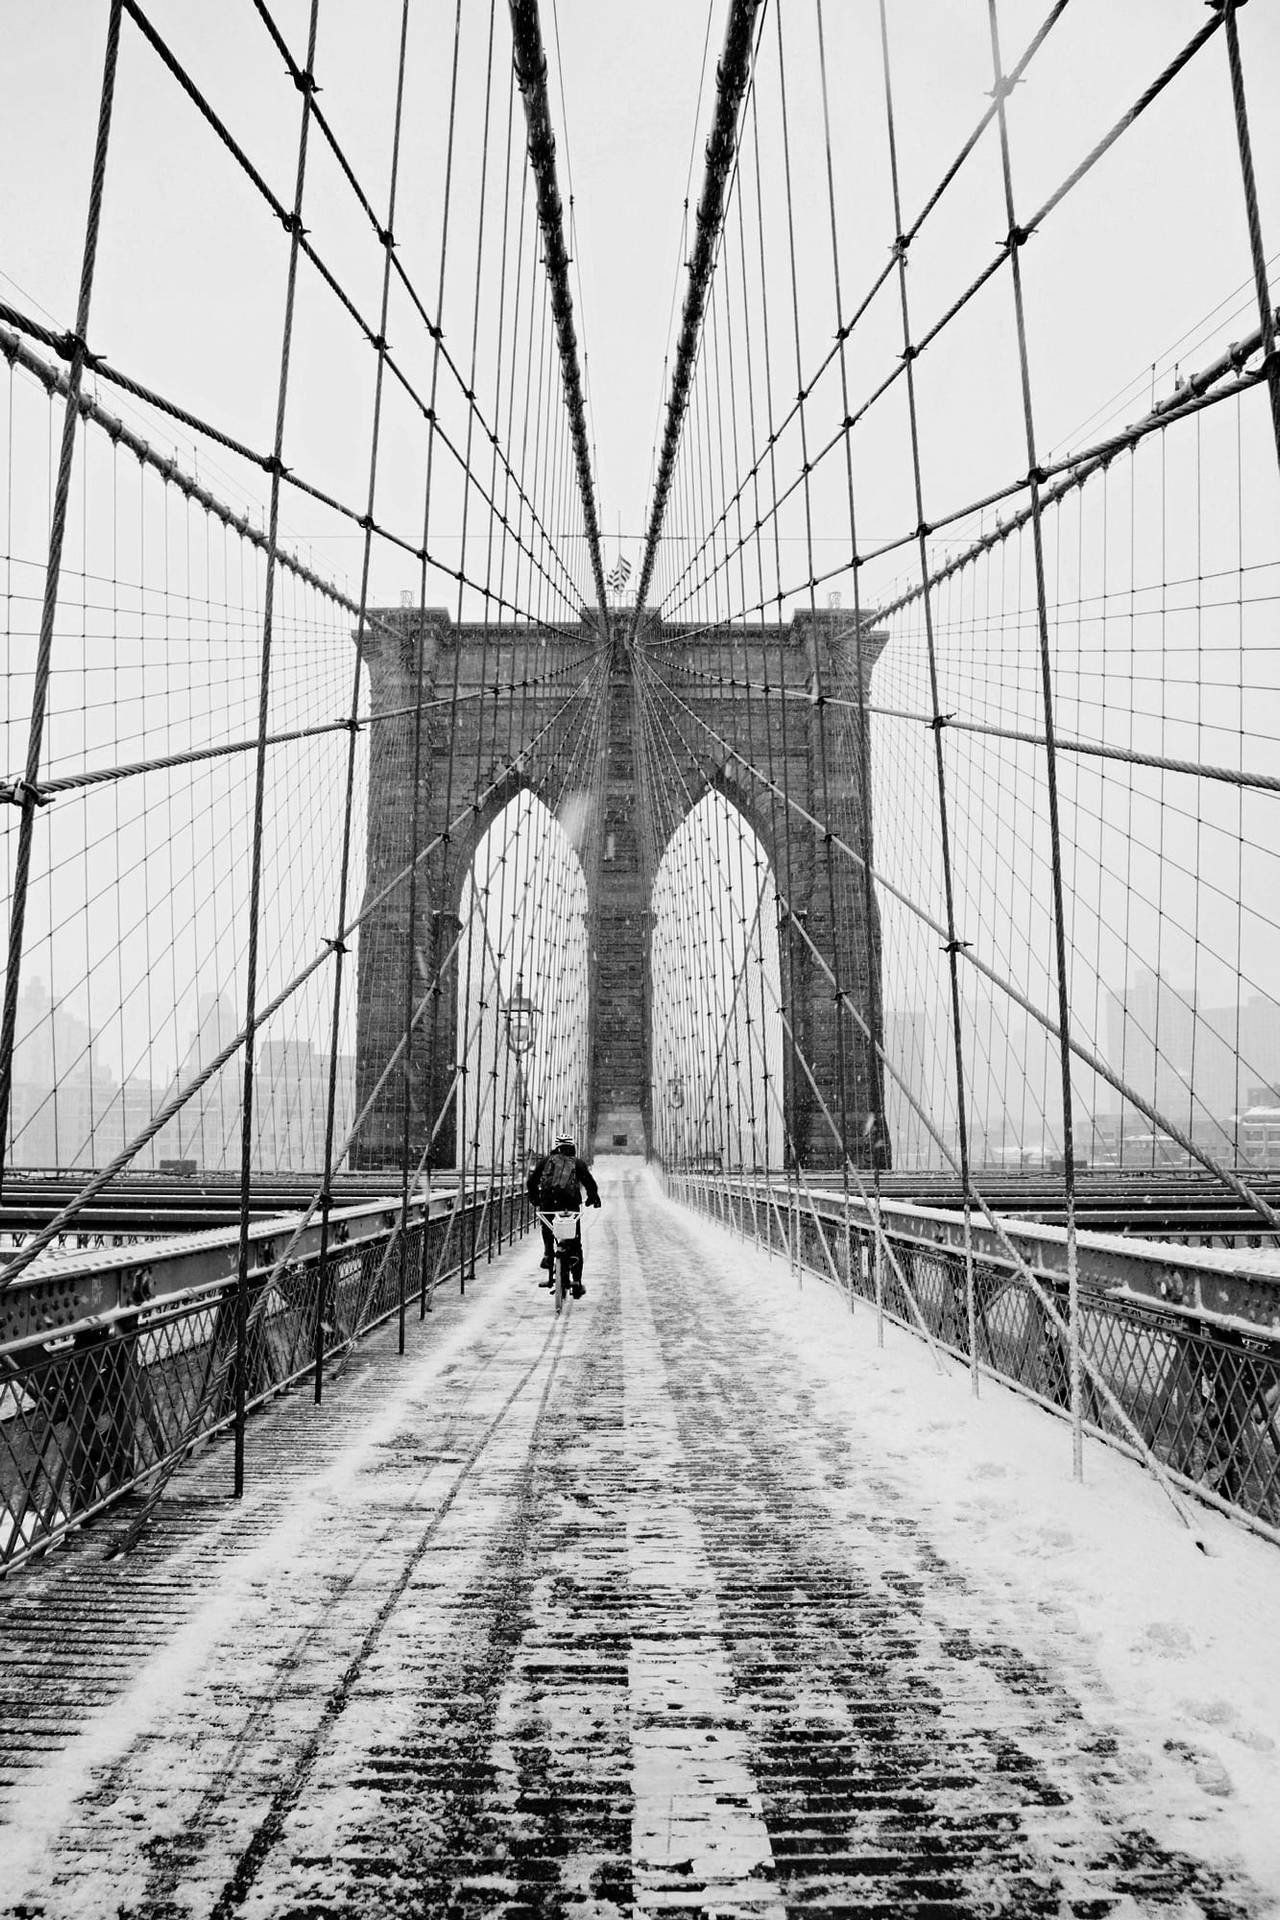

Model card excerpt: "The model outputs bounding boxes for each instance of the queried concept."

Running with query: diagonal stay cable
[651,0,1074,619]
[0,308,588,636]
[634,650,1280,1236]
[656,7,1231,627]
[118,0,583,616]
[248,0,584,612]
[634,340,1270,655]
[0,655,608,1292]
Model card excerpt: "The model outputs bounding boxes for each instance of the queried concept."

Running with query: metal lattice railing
[0,1182,531,1574]
[669,1170,1280,1545]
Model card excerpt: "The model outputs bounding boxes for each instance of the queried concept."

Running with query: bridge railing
[667,1171,1280,1547]
[0,1179,531,1574]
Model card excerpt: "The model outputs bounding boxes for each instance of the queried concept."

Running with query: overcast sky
[3,2,1280,1164]
[3,1,1277,602]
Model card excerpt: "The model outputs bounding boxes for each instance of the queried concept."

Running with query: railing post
[874,1223,885,1349]
[965,1206,979,1396]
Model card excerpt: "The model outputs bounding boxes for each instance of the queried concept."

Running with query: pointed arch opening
[650,791,784,1170]
[455,789,590,1177]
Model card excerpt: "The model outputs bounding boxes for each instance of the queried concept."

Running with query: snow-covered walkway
[2,1159,1279,1918]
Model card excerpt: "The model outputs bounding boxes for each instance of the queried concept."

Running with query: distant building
[1104,970,1280,1162]
[883,995,1062,1172]
[6,977,353,1176]
[7,979,115,1169]
[1238,1100,1280,1168]
[254,1039,354,1172]
[163,994,241,1170]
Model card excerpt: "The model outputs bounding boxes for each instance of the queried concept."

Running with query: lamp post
[667,1072,684,1168]
[505,974,540,1174]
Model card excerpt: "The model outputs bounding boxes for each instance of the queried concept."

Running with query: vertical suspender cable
[233,0,321,1500]
[484,63,521,1249]
[748,76,804,1186]
[315,0,414,1403]
[456,0,501,1292]
[1216,0,1280,475]
[411,1,465,1272]
[0,0,123,1189]
[815,0,894,1328]
[876,0,976,1309]
[632,0,762,626]
[775,2,852,1204]
[508,0,607,615]
[985,0,1082,1477]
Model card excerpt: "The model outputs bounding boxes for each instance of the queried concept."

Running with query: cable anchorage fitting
[0,778,51,809]
[57,330,104,370]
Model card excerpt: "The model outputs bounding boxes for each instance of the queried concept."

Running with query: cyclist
[527,1133,601,1298]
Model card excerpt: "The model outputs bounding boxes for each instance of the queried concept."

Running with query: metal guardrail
[0,1186,467,1344]
[669,1172,1280,1546]
[0,1179,531,1574]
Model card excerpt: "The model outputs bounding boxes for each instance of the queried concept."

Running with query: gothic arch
[650,790,785,1170]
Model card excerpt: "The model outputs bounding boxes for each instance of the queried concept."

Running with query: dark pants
[540,1220,583,1281]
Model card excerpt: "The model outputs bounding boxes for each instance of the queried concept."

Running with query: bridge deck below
[1,1162,1278,1918]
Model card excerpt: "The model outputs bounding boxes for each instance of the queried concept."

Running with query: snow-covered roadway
[1,1158,1278,1917]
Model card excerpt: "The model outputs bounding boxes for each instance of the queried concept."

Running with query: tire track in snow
[0,1262,568,1916]
[630,1185,1262,1917]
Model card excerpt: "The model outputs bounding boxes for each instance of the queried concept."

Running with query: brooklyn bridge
[2,0,1280,1912]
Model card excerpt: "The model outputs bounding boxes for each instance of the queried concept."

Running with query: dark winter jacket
[527,1151,600,1210]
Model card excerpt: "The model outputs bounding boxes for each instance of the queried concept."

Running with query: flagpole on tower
[604,517,632,606]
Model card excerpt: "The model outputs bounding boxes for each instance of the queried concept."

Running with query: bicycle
[537,1208,583,1316]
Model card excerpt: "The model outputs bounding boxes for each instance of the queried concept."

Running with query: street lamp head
[505,973,539,1056]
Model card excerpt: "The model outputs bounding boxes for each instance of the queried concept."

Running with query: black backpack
[538,1149,581,1209]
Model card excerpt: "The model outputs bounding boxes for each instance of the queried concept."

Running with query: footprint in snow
[1133,1620,1195,1659]
[1164,1736,1234,1798]
[1181,1696,1236,1729]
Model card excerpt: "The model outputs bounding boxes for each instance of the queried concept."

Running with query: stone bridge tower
[350,606,887,1172]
